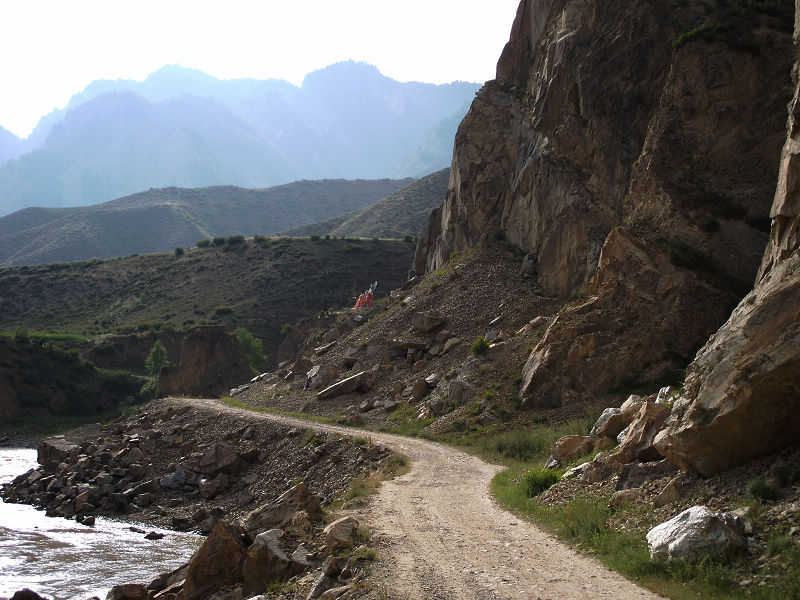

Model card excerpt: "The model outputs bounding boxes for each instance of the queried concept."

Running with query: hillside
[0,62,478,214]
[0,178,411,266]
[0,333,141,432]
[282,169,449,239]
[0,236,416,356]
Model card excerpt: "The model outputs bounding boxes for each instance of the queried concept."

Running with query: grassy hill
[0,236,416,355]
[0,178,412,266]
[282,169,448,238]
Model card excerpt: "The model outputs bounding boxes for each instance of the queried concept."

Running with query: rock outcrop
[654,1,800,474]
[157,326,253,398]
[415,0,793,404]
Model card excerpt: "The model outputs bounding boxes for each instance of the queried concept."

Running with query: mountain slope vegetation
[282,168,449,239]
[0,178,411,266]
[0,236,416,355]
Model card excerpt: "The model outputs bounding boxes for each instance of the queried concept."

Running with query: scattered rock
[412,311,446,333]
[323,516,359,551]
[198,444,242,476]
[105,584,148,600]
[647,505,746,562]
[10,589,49,600]
[616,459,677,491]
[159,469,186,489]
[183,521,247,600]
[316,372,369,401]
[243,483,321,539]
[610,488,641,509]
[551,435,594,463]
[610,401,671,464]
[242,529,291,594]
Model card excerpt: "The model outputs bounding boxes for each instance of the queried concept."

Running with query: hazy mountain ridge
[0,126,23,164]
[0,62,478,215]
[0,178,412,266]
[282,168,449,238]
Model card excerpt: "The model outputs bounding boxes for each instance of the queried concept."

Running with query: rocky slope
[1,399,394,600]
[415,0,794,409]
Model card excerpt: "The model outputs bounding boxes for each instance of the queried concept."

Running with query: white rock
[646,505,745,562]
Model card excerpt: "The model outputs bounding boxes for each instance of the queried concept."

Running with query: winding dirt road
[177,398,663,600]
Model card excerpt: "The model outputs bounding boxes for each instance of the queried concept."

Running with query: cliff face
[416,0,793,404]
[654,0,800,475]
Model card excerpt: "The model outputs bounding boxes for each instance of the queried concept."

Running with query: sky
[0,0,521,139]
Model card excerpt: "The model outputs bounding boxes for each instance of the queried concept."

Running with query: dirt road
[177,398,663,600]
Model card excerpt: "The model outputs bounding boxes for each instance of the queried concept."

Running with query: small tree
[142,340,170,399]
[235,327,268,374]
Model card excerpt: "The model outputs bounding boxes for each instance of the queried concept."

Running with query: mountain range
[0,177,413,266]
[0,62,478,216]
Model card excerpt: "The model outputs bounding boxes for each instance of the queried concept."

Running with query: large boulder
[412,311,446,333]
[316,371,369,401]
[610,401,671,464]
[551,435,594,464]
[242,529,292,594]
[243,482,321,539]
[646,505,745,562]
[37,436,78,472]
[323,516,359,551]
[198,444,242,476]
[182,520,247,600]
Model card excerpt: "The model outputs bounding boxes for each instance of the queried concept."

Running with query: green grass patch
[746,476,778,502]
[491,462,742,599]
[221,396,336,425]
[379,404,434,436]
[436,417,595,464]
[521,468,561,497]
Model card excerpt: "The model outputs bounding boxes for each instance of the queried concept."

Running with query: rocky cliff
[654,0,800,475]
[416,0,794,404]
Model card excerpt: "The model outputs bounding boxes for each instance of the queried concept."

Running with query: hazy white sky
[0,0,520,138]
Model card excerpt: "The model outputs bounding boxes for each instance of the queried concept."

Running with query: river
[0,448,201,600]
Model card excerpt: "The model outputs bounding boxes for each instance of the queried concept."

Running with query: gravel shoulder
[175,397,663,600]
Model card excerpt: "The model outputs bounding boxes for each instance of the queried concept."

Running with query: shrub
[471,336,490,356]
[403,234,414,243]
[747,476,778,502]
[253,234,267,243]
[144,340,170,379]
[214,306,234,316]
[226,234,245,245]
[234,327,268,373]
[197,239,211,248]
[174,247,184,256]
[310,235,321,242]
[212,236,226,246]
[280,322,294,336]
[522,468,561,497]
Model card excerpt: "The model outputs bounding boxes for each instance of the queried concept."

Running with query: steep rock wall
[417,0,793,403]
[654,0,800,475]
